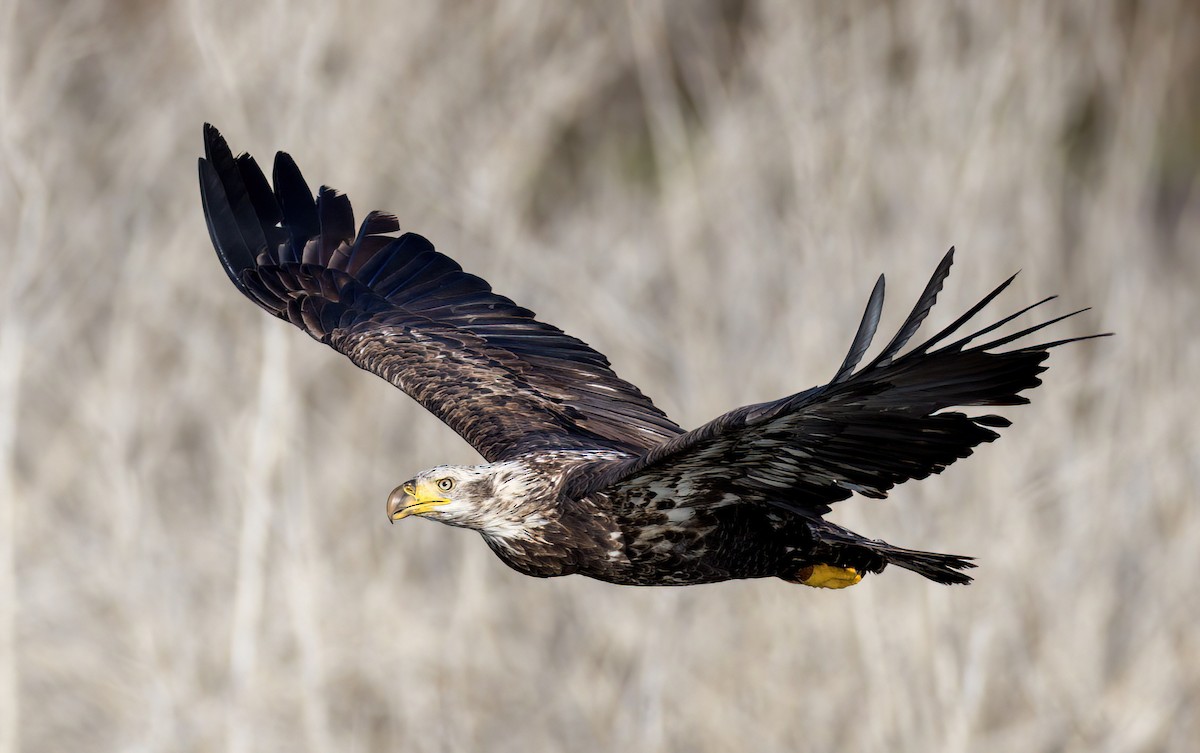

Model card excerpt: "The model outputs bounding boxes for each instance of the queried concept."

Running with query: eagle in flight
[199,125,1103,589]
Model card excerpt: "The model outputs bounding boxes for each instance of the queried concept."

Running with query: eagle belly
[577,488,809,586]
[476,487,800,586]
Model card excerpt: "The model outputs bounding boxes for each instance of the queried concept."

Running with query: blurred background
[1,1,1197,751]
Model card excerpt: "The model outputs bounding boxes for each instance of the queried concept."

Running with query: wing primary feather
[910,271,1020,356]
[357,210,401,237]
[832,274,885,383]
[198,158,253,287]
[202,125,269,258]
[1012,332,1112,351]
[866,247,954,369]
[272,151,319,262]
[961,308,1093,352]
[234,153,283,243]
[316,186,356,264]
[936,295,1058,352]
[343,212,403,273]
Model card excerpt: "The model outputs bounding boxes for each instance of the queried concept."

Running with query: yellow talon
[798,564,863,589]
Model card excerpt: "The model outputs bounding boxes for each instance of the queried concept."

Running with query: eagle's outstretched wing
[571,249,1107,513]
[199,125,683,462]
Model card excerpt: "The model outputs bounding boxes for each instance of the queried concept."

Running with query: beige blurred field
[1,1,1197,751]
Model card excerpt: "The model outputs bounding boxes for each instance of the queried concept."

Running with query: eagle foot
[793,564,863,589]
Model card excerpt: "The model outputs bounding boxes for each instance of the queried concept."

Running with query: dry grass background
[1,1,1197,751]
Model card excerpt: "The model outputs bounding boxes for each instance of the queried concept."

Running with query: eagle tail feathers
[874,544,976,585]
[804,520,975,585]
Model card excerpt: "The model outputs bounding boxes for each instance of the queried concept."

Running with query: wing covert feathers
[199,125,683,462]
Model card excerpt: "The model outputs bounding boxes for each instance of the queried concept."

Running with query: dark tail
[872,543,975,585]
[805,519,977,585]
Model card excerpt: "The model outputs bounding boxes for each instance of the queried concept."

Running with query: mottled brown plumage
[200,125,1106,588]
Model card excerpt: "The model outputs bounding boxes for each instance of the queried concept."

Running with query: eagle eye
[436,478,455,492]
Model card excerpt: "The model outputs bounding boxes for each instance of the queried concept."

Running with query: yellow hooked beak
[387,481,450,522]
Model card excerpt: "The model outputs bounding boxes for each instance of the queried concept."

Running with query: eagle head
[387,462,545,534]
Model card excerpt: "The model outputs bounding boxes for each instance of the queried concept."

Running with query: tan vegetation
[1,1,1197,751]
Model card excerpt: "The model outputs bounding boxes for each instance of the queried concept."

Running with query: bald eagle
[199,125,1103,589]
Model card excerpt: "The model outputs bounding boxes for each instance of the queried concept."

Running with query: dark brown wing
[198,125,683,462]
[570,249,1108,513]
